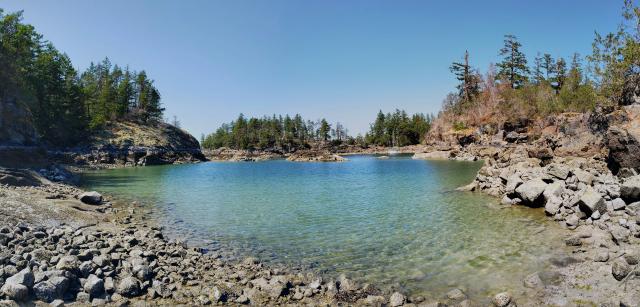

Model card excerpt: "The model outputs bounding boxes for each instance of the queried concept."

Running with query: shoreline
[2,143,640,305]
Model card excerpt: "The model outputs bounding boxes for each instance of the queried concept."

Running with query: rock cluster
[466,148,640,238]
[0,213,412,306]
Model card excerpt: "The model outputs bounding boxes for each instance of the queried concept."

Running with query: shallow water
[80,154,568,300]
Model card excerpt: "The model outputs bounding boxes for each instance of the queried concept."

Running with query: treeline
[440,0,639,128]
[0,10,164,146]
[202,114,339,151]
[364,110,434,147]
[202,110,434,150]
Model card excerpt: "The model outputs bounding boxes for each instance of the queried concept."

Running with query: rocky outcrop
[0,98,38,146]
[287,150,346,162]
[205,148,283,162]
[67,121,206,167]
[412,150,452,160]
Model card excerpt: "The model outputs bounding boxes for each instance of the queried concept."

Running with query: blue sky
[1,1,623,137]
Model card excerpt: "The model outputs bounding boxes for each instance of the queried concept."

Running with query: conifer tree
[497,34,530,88]
[450,50,480,103]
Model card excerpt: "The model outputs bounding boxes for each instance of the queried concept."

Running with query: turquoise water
[80,154,568,299]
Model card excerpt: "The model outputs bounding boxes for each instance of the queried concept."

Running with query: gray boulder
[544,197,562,215]
[612,198,626,210]
[515,179,548,206]
[84,274,104,299]
[4,268,34,288]
[116,276,140,297]
[33,281,57,302]
[505,174,523,194]
[621,175,640,201]
[574,169,594,185]
[578,187,606,215]
[0,283,28,301]
[547,164,570,180]
[612,258,631,281]
[492,292,512,307]
[79,191,103,205]
[56,255,80,272]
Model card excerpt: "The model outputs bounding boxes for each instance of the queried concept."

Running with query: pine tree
[450,50,480,103]
[533,53,544,84]
[542,53,555,81]
[497,34,530,88]
[318,119,331,141]
[554,57,567,92]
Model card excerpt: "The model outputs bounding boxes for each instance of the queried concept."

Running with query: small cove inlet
[80,154,569,300]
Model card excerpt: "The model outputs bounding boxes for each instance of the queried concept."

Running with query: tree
[497,34,530,88]
[318,119,331,141]
[542,53,555,81]
[533,53,544,84]
[450,50,480,103]
[554,57,567,92]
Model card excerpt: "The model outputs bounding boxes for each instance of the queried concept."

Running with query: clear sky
[1,1,623,137]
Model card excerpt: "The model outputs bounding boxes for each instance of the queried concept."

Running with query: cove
[80,154,569,299]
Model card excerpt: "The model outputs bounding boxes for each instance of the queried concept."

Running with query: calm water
[80,154,568,300]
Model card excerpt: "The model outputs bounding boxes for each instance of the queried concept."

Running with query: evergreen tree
[554,57,567,92]
[497,34,530,88]
[533,53,544,84]
[318,119,331,141]
[542,53,555,81]
[450,50,480,103]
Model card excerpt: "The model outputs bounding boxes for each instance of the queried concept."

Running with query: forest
[201,110,434,151]
[0,9,164,146]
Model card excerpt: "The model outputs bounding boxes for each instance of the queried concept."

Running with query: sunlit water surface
[80,154,568,300]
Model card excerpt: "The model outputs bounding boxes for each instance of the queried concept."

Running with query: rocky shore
[0,170,443,307]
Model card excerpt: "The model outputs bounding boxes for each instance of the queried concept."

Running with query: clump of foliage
[432,0,639,136]
[364,110,434,147]
[0,10,164,147]
[201,114,343,151]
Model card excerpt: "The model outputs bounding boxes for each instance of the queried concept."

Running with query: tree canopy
[0,9,165,146]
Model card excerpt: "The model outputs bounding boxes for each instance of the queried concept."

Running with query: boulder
[505,174,523,195]
[565,214,580,227]
[84,274,105,299]
[573,169,594,185]
[4,268,34,288]
[621,175,640,202]
[605,126,640,175]
[389,292,406,307]
[577,187,606,215]
[515,179,548,206]
[116,276,141,297]
[492,292,512,307]
[543,181,564,201]
[56,255,80,272]
[547,164,570,180]
[612,258,631,281]
[79,191,103,205]
[33,281,57,303]
[544,197,562,215]
[612,198,626,210]
[0,283,28,301]
[412,151,451,160]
